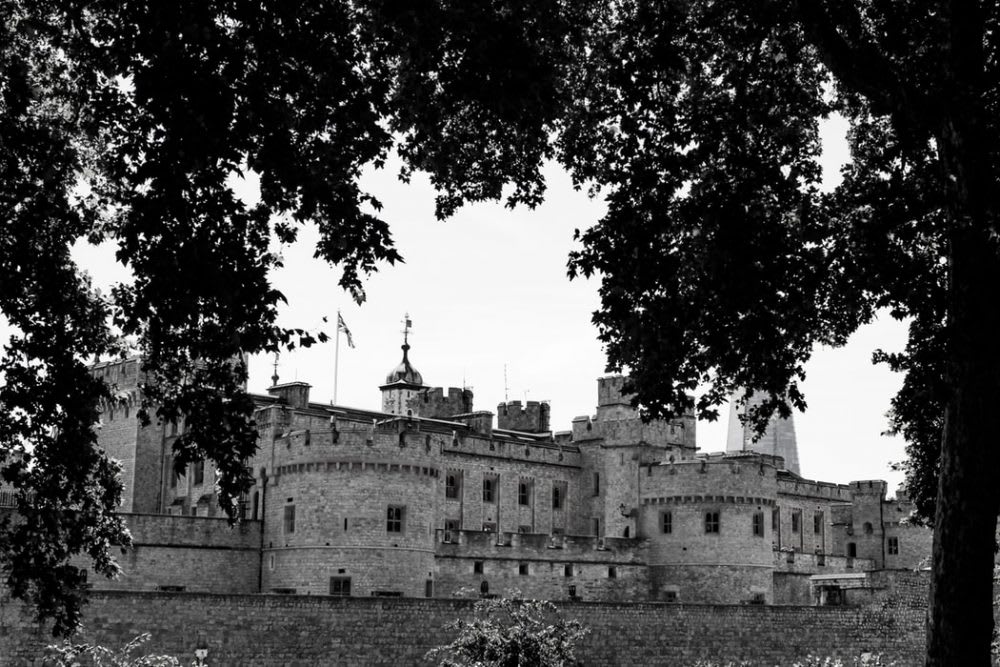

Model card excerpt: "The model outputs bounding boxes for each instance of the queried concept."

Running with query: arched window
[863,522,874,535]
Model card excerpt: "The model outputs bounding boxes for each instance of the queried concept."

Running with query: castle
[65,333,932,607]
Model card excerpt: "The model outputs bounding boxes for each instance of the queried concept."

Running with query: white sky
[5,113,910,494]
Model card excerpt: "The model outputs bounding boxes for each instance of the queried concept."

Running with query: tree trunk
[925,228,1000,666]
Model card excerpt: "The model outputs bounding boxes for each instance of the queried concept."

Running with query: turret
[497,400,550,433]
[380,315,426,416]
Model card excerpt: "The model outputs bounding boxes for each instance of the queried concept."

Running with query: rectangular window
[425,580,434,598]
[791,511,801,533]
[482,522,496,532]
[564,564,573,577]
[608,566,617,579]
[847,542,857,558]
[593,472,600,496]
[192,460,205,486]
[329,577,351,596]
[386,505,404,533]
[752,512,764,537]
[664,590,678,603]
[888,536,899,555]
[482,477,496,503]
[552,483,565,510]
[772,508,779,532]
[445,519,460,532]
[445,471,461,500]
[705,511,720,534]
[518,480,532,506]
[518,525,531,534]
[661,511,673,534]
[473,561,484,574]
[814,512,823,534]
[519,563,529,576]
[592,517,601,537]
[169,458,178,488]
[283,504,295,534]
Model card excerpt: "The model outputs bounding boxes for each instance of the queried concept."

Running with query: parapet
[452,411,493,437]
[597,375,630,407]
[849,480,888,499]
[496,400,550,433]
[409,386,474,419]
[267,382,311,409]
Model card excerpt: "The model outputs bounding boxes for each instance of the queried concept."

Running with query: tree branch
[792,0,937,133]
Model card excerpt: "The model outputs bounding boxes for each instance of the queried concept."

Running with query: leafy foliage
[0,0,590,633]
[44,632,181,667]
[427,594,588,667]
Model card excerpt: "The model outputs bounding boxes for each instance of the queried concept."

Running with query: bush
[44,633,182,667]
[427,593,589,667]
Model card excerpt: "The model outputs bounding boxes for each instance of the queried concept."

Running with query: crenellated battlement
[849,480,888,499]
[409,386,474,419]
[641,452,780,500]
[777,474,852,501]
[496,399,551,433]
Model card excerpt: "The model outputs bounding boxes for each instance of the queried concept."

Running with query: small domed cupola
[380,314,426,415]
[385,341,423,386]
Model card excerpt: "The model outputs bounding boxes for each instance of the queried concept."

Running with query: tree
[0,0,589,636]
[426,594,588,667]
[0,2,995,664]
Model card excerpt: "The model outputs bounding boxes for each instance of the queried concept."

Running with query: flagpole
[333,309,340,405]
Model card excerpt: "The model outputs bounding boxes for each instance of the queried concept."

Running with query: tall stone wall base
[0,591,925,666]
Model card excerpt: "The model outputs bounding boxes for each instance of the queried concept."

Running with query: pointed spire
[270,352,280,387]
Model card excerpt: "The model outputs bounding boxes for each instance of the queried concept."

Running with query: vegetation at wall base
[427,594,588,667]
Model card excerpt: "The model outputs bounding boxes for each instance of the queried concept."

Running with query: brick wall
[0,592,926,666]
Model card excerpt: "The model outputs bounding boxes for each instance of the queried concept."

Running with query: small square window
[705,511,720,534]
[662,511,673,534]
[329,577,351,596]
[445,519,460,532]
[519,563,529,576]
[888,536,899,555]
[387,505,405,533]
[473,561,484,574]
[664,590,678,603]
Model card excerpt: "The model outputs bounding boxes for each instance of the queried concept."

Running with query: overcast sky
[11,114,910,494]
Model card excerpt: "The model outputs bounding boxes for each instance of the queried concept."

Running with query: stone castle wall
[0,591,927,666]
[73,514,260,594]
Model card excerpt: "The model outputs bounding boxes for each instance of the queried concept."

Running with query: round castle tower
[261,337,443,597]
[638,453,780,604]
